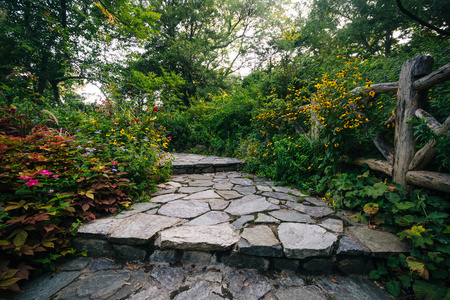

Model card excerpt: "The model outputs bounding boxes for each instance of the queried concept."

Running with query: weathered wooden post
[393,56,434,189]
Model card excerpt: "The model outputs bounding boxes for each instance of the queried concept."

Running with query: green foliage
[158,88,258,157]
[244,134,316,186]
[319,171,450,297]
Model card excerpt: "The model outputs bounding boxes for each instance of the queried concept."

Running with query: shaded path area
[14,154,401,300]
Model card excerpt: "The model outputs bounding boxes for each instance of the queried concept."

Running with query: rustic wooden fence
[302,56,450,193]
[349,56,450,193]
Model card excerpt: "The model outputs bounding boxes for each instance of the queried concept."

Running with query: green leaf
[435,243,450,254]
[13,230,28,246]
[395,202,415,211]
[369,270,380,280]
[397,273,412,288]
[387,257,399,268]
[395,215,415,226]
[386,280,401,297]
[385,192,400,203]
[428,212,449,220]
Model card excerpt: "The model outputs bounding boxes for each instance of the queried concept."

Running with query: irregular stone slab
[158,200,210,219]
[128,284,170,300]
[151,188,178,196]
[58,257,92,271]
[170,175,188,182]
[227,270,272,300]
[181,251,214,265]
[216,190,243,200]
[55,270,131,299]
[227,172,242,178]
[15,271,83,300]
[150,250,177,264]
[255,213,280,224]
[183,190,221,200]
[320,218,344,233]
[278,223,338,259]
[230,177,254,185]
[78,217,120,239]
[267,197,280,205]
[157,181,182,189]
[189,174,213,180]
[269,210,313,223]
[213,181,234,190]
[348,226,408,255]
[337,236,369,256]
[184,211,230,226]
[189,180,214,187]
[151,193,186,203]
[257,185,273,192]
[185,270,223,283]
[304,196,329,207]
[225,194,279,216]
[109,214,182,245]
[232,215,254,230]
[286,202,335,218]
[208,199,230,210]
[156,223,239,251]
[89,258,115,271]
[275,272,305,287]
[150,266,184,291]
[166,181,182,188]
[174,281,224,300]
[232,185,256,195]
[262,192,298,202]
[115,202,160,219]
[314,276,393,300]
[178,186,209,194]
[238,225,283,257]
[271,186,296,194]
[274,286,327,300]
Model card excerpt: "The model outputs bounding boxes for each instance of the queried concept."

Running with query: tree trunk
[50,81,62,104]
[393,56,433,189]
[385,29,392,56]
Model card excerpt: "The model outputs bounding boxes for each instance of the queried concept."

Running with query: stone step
[73,171,408,276]
[170,153,244,174]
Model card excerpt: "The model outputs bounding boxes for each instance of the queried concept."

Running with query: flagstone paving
[14,154,402,299]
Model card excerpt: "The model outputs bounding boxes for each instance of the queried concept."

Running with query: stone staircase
[73,154,408,276]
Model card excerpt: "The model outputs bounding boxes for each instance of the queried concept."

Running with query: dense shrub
[0,94,172,293]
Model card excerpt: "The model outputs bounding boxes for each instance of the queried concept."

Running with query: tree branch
[395,0,450,36]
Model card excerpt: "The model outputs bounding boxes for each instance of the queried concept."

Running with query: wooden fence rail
[347,56,450,193]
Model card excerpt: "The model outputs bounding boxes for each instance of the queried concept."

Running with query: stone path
[14,154,404,299]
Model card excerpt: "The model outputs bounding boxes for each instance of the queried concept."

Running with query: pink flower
[49,190,54,193]
[111,162,118,166]
[38,170,53,176]
[19,176,33,180]
[52,175,60,178]
[26,180,39,187]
